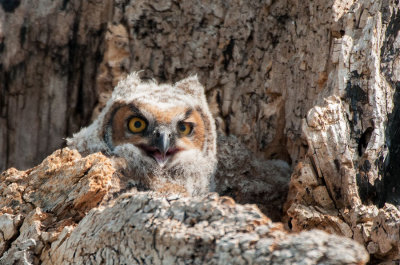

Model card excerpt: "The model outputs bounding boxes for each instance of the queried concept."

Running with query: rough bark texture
[1,0,296,172]
[282,0,400,263]
[0,148,368,264]
[2,0,400,263]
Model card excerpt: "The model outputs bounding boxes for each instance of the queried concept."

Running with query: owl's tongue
[153,151,169,167]
[152,147,180,167]
[139,144,180,167]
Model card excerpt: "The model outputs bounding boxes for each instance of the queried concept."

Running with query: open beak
[139,131,180,167]
[153,132,171,166]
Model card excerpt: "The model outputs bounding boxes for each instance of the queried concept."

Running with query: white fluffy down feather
[67,72,217,196]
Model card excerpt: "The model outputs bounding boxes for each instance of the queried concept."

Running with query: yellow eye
[178,122,193,136]
[128,117,147,133]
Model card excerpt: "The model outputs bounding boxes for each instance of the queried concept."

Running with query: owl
[67,72,217,196]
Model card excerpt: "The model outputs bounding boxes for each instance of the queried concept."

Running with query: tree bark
[0,148,368,264]
[282,0,400,262]
[1,0,400,263]
[1,0,294,171]
[0,0,112,171]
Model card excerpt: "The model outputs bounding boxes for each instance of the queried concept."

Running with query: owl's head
[67,73,217,195]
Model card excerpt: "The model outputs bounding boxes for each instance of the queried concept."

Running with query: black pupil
[134,121,142,128]
[179,123,186,132]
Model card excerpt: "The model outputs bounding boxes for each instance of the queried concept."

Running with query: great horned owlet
[67,72,217,196]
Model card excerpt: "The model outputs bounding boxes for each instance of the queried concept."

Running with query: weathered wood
[2,0,400,263]
[0,0,110,170]
[1,0,294,171]
[283,0,400,262]
[0,148,368,264]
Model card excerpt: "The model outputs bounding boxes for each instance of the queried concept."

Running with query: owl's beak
[155,132,171,156]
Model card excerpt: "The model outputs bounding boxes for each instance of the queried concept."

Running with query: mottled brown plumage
[67,73,217,196]
[67,72,292,217]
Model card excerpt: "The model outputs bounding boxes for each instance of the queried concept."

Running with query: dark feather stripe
[195,106,215,155]
[102,103,124,151]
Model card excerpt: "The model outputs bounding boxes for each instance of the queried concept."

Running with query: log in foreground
[0,148,368,264]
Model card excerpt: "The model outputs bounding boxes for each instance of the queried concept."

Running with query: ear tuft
[112,72,142,98]
[175,75,205,98]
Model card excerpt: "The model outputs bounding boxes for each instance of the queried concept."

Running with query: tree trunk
[1,0,294,171]
[1,0,400,263]
[282,0,400,262]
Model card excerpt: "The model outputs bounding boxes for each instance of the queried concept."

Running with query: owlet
[67,72,217,196]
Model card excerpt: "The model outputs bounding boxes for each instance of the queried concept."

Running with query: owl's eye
[128,117,147,133]
[178,122,193,136]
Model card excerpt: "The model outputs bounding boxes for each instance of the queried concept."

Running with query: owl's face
[104,100,206,169]
[67,73,217,195]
